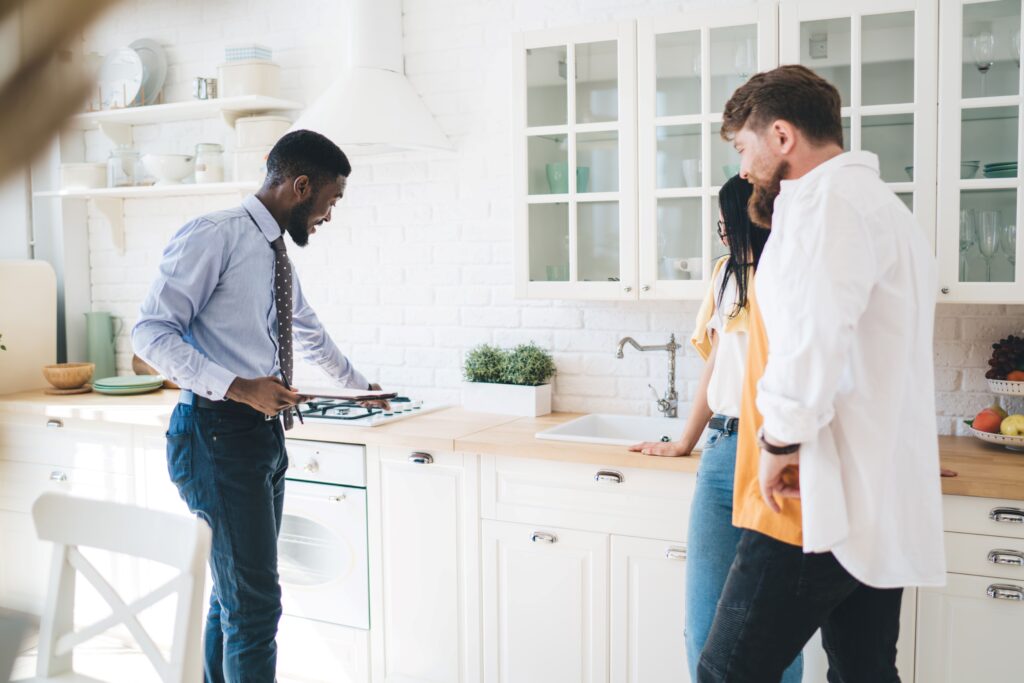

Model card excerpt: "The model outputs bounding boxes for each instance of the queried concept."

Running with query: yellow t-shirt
[732,284,803,546]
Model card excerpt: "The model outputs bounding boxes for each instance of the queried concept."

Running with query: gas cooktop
[298,396,447,427]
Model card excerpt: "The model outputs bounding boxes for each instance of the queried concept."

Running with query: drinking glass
[960,208,977,281]
[972,32,996,96]
[1015,28,1021,69]
[734,38,755,80]
[1001,223,1017,267]
[977,210,1001,281]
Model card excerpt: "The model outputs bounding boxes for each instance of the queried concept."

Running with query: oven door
[278,478,369,629]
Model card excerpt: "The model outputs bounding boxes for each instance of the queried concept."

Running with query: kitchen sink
[535,413,693,447]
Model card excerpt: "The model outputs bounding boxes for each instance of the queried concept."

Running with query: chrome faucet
[615,334,680,418]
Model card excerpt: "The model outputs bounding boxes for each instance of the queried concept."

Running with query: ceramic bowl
[42,362,94,389]
[961,161,981,179]
[141,153,194,185]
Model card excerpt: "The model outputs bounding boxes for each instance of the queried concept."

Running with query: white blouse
[705,265,747,419]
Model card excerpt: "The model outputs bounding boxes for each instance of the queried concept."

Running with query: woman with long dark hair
[629,175,802,682]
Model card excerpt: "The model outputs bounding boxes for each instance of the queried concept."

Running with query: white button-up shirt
[755,152,946,588]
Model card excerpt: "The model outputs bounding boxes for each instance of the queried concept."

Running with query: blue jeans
[685,423,803,683]
[166,399,288,683]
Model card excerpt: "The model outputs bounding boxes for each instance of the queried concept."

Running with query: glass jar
[194,143,225,184]
[107,147,140,187]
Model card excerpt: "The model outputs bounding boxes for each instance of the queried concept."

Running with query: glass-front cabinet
[636,5,778,299]
[937,0,1024,301]
[514,22,637,300]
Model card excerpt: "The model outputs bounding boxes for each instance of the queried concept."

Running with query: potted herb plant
[462,342,556,416]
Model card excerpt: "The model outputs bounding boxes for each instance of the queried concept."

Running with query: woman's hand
[628,440,692,457]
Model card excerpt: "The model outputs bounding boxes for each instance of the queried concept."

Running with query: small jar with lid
[194,143,225,183]
[107,147,140,187]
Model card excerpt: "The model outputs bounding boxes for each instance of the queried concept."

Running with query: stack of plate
[92,375,165,396]
[984,161,1018,179]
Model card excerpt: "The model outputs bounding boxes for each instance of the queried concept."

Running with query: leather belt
[179,390,277,421]
[708,414,739,435]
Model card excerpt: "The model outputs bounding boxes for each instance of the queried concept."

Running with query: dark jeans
[698,529,904,683]
[166,400,288,683]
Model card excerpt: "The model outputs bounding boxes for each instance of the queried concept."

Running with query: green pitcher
[85,311,120,382]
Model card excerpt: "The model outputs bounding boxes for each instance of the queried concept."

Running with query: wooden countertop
[2,390,1022,500]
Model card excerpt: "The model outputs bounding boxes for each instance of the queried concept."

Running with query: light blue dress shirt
[132,194,368,400]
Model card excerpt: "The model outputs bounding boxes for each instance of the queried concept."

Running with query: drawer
[944,495,1024,541]
[946,531,1024,582]
[481,454,694,541]
[284,439,366,487]
[0,460,135,513]
[0,414,133,474]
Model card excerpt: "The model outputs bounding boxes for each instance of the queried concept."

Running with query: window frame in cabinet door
[513,21,638,301]
[637,2,778,300]
[937,0,1024,302]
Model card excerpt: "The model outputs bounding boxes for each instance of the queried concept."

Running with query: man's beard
[747,160,789,229]
[285,197,315,247]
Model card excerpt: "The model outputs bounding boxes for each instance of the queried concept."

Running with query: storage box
[233,146,272,183]
[60,163,107,190]
[235,115,291,148]
[218,60,280,98]
[225,44,272,62]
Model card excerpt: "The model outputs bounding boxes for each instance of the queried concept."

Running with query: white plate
[98,47,143,109]
[129,39,168,106]
[988,378,1024,396]
[970,426,1024,451]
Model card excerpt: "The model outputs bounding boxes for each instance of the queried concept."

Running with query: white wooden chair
[14,493,211,683]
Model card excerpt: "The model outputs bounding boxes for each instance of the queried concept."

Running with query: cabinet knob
[665,547,687,561]
[409,452,434,465]
[289,459,319,474]
[50,470,68,482]
[988,549,1024,566]
[990,507,1024,524]
[594,470,623,484]
[531,531,557,544]
[46,419,63,429]
[641,285,650,292]
[328,494,347,503]
[987,583,1024,601]
[940,287,950,295]
[623,286,633,293]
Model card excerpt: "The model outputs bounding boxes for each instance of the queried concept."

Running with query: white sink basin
[536,413,691,447]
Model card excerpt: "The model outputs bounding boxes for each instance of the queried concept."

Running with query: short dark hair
[264,129,351,188]
[721,65,843,148]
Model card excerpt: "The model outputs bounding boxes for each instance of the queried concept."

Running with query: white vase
[461,382,552,417]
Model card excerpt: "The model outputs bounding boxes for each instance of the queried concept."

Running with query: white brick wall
[77,0,1019,435]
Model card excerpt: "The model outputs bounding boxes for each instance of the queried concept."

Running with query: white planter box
[461,382,551,417]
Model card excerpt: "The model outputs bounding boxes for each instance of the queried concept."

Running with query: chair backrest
[31,493,211,683]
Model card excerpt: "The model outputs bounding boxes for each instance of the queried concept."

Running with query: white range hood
[291,0,452,155]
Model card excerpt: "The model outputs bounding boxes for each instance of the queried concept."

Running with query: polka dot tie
[271,235,295,430]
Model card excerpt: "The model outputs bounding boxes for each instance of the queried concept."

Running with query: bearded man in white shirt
[696,64,946,683]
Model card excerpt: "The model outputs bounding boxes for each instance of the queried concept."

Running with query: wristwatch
[758,426,800,456]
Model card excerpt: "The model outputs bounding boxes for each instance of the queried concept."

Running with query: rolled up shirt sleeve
[291,272,369,390]
[131,218,237,400]
[756,194,877,446]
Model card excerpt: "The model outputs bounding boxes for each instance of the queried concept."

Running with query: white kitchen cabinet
[373,447,480,683]
[482,519,609,683]
[513,21,638,301]
[636,3,778,300]
[609,535,689,683]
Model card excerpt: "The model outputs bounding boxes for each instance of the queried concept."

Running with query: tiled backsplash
[78,0,1021,435]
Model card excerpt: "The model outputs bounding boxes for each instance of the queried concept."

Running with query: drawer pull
[288,460,319,474]
[665,547,687,561]
[49,471,68,482]
[328,494,347,503]
[987,584,1024,601]
[989,507,1024,524]
[531,531,557,544]
[46,419,63,429]
[595,470,623,484]
[988,549,1024,567]
[409,452,434,465]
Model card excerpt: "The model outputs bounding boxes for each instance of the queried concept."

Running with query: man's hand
[628,441,692,457]
[759,449,801,513]
[226,377,302,416]
[359,382,391,412]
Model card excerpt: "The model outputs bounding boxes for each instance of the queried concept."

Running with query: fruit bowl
[988,378,1024,396]
[968,426,1024,452]
[42,362,94,389]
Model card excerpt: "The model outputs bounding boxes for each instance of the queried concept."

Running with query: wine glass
[734,38,756,80]
[1001,223,1017,270]
[960,208,977,281]
[972,32,996,96]
[977,210,1001,281]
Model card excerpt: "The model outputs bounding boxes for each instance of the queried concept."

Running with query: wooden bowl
[42,362,94,389]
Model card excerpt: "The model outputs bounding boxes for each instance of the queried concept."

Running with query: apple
[1001,415,1024,436]
[973,409,1003,433]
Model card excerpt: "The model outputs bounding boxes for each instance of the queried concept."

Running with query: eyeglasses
[716,220,727,239]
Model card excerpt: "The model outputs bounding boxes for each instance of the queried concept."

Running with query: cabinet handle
[665,547,687,561]
[594,470,623,484]
[46,419,63,429]
[328,494,347,503]
[624,286,632,293]
[990,507,1024,524]
[641,285,650,292]
[409,452,434,465]
[987,583,1024,601]
[988,549,1024,566]
[940,287,950,295]
[289,460,319,474]
[49,471,68,482]
[531,531,557,544]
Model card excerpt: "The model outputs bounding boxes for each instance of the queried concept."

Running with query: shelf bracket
[98,122,133,147]
[90,197,125,253]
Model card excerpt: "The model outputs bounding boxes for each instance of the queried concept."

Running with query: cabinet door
[513,21,638,301]
[936,0,1023,302]
[916,573,1024,681]
[609,536,689,683]
[482,520,608,683]
[637,2,778,300]
[780,0,939,253]
[377,448,479,683]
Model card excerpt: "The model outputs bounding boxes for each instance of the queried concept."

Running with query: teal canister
[84,311,120,381]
